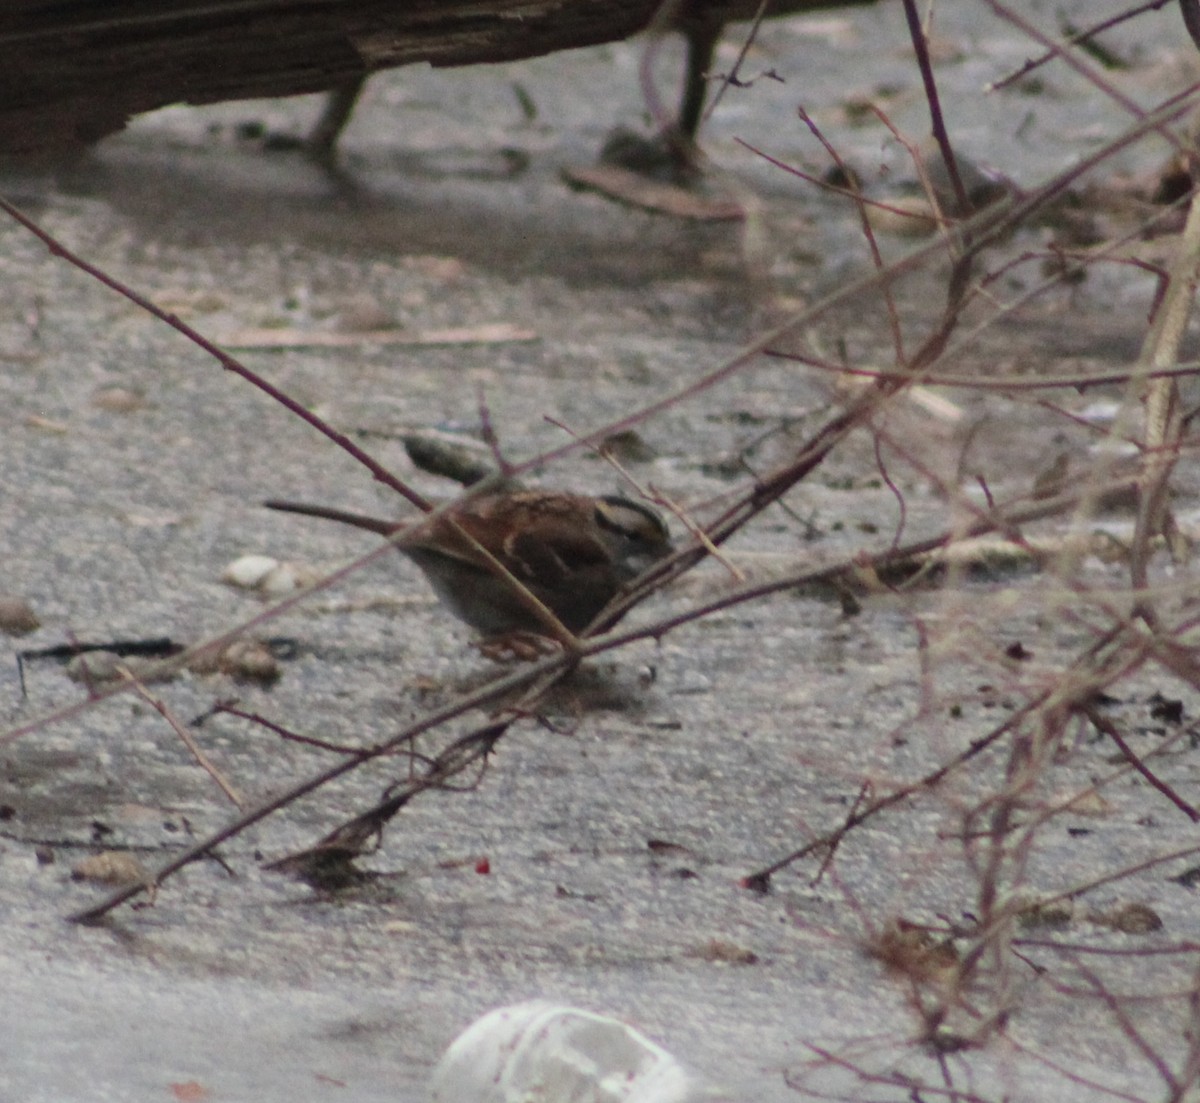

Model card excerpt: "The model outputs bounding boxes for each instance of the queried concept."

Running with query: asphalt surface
[3,3,1200,1100]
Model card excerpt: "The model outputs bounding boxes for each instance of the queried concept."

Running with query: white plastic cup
[428,1000,731,1103]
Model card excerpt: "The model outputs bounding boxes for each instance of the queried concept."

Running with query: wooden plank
[0,1,661,154]
[0,1,873,157]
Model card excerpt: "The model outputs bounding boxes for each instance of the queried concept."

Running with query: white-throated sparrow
[264,490,673,638]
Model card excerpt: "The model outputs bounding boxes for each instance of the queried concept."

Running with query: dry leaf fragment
[1088,902,1163,934]
[868,918,960,987]
[1017,897,1074,930]
[688,939,759,965]
[91,385,146,413]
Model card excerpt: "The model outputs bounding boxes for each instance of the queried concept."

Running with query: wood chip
[71,851,150,886]
[561,164,745,221]
[217,324,538,349]
[24,415,68,433]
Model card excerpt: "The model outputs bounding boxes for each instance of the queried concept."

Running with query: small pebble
[1065,790,1111,817]
[258,561,318,597]
[222,555,316,596]
[674,670,712,695]
[222,554,281,589]
[600,429,657,463]
[404,431,495,486]
[0,594,40,636]
[195,638,282,681]
[868,195,939,237]
[65,650,125,684]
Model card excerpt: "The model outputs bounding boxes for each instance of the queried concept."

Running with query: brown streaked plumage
[264,490,673,636]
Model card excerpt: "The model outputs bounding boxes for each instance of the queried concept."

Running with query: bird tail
[262,500,400,537]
